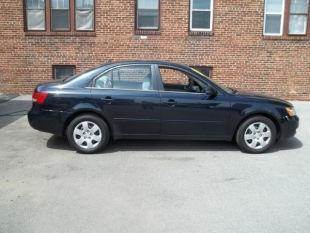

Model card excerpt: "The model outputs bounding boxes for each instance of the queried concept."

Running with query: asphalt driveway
[0,99,309,233]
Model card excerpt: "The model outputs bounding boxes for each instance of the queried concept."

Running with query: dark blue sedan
[28,61,299,154]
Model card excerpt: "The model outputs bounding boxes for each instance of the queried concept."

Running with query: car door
[157,65,231,139]
[90,64,161,138]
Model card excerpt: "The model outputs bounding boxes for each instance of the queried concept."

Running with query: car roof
[100,60,193,71]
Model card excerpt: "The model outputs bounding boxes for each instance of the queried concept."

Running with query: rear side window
[94,65,153,91]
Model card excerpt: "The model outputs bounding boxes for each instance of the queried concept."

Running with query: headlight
[285,107,296,117]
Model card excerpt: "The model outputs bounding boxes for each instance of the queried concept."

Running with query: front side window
[159,67,205,93]
[75,0,94,31]
[289,0,309,34]
[136,0,159,30]
[51,0,70,31]
[190,0,213,31]
[264,0,285,35]
[26,0,45,31]
[95,66,153,91]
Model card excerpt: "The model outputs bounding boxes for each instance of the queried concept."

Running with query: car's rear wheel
[236,116,276,153]
[67,114,110,154]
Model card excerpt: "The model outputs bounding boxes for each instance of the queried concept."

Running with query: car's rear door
[90,64,161,138]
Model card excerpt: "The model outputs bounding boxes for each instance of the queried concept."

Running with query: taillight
[32,91,48,104]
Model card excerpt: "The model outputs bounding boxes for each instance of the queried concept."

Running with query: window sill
[263,35,309,41]
[189,31,214,36]
[134,29,160,35]
[25,31,96,37]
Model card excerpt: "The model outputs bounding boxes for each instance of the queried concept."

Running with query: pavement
[0,95,32,129]
[0,97,310,233]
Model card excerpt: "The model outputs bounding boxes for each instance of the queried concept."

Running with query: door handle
[100,96,113,104]
[163,99,177,107]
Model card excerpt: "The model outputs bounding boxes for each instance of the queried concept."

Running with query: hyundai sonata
[28,61,299,154]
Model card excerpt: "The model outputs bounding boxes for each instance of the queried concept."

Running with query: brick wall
[0,0,309,100]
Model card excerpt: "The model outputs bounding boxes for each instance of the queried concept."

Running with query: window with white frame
[264,0,285,35]
[136,0,159,30]
[190,0,213,31]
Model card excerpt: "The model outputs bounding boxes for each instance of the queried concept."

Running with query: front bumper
[28,105,65,136]
[280,115,299,140]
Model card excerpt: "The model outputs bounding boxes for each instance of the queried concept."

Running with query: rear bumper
[280,115,299,140]
[28,106,65,136]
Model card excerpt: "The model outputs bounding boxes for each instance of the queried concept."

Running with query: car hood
[234,91,292,107]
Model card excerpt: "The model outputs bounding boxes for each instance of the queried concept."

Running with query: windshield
[191,68,234,94]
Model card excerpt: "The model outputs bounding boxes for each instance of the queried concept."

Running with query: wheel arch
[233,112,281,141]
[63,110,113,139]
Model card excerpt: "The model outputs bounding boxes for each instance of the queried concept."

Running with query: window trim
[189,0,214,32]
[52,65,76,80]
[135,0,160,31]
[263,0,286,36]
[24,0,95,33]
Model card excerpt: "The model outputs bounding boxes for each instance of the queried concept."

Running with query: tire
[236,116,277,154]
[66,114,110,154]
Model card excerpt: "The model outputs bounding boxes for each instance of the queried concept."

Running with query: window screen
[190,0,213,31]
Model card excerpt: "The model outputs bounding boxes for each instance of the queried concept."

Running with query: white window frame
[263,0,286,36]
[190,0,214,32]
[136,0,160,30]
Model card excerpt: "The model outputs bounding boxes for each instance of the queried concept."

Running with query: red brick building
[0,0,309,99]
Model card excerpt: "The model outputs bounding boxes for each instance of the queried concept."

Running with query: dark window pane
[51,10,70,30]
[54,66,75,79]
[76,0,94,9]
[27,10,45,30]
[265,14,281,34]
[76,10,94,30]
[193,0,211,10]
[137,0,158,10]
[192,11,211,29]
[137,9,159,29]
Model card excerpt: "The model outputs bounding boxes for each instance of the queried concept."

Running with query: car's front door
[157,66,230,139]
[91,64,161,138]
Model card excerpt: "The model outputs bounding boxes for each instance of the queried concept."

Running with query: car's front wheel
[236,116,277,153]
[67,114,110,154]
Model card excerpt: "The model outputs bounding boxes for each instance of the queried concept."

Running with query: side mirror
[205,86,217,98]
